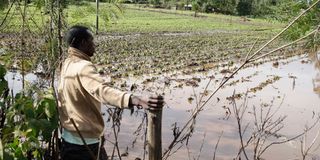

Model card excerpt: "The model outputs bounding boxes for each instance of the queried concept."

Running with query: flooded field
[102,51,320,160]
[2,31,319,159]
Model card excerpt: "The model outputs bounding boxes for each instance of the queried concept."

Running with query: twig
[301,122,320,159]
[232,91,249,160]
[244,39,259,62]
[186,144,192,160]
[250,28,319,62]
[259,115,320,156]
[108,109,123,160]
[196,132,206,160]
[212,131,223,160]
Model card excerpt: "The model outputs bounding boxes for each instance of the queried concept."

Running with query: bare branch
[213,131,223,160]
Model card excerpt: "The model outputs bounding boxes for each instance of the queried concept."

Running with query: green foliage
[212,0,237,15]
[201,2,214,13]
[237,0,253,16]
[192,0,200,12]
[106,7,281,33]
[270,0,307,22]
[281,0,320,43]
[0,64,58,159]
[66,2,123,31]
[150,0,161,6]
[0,0,9,10]
[251,2,274,18]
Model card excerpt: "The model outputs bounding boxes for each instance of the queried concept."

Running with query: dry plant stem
[232,92,249,160]
[259,115,320,157]
[186,144,192,160]
[212,131,223,160]
[163,1,320,158]
[20,0,27,91]
[193,87,199,108]
[244,39,258,61]
[252,99,287,158]
[57,0,63,60]
[250,28,319,62]
[301,125,320,159]
[108,109,122,160]
[112,122,122,160]
[196,132,206,160]
[163,79,212,158]
[198,78,212,108]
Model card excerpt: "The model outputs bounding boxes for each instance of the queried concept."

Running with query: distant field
[0,3,283,34]
[105,4,283,33]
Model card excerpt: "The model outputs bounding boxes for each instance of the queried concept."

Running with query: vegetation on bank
[0,2,282,33]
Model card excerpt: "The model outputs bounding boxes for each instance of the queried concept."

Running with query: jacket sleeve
[78,62,131,108]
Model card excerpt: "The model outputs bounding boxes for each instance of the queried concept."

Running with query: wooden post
[147,108,162,160]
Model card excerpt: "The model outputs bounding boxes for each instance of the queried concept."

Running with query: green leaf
[0,65,6,78]
[0,78,8,96]
[41,98,56,119]
[24,106,35,120]
[28,119,40,136]
[38,119,54,141]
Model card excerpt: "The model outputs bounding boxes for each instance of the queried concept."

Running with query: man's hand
[130,95,164,110]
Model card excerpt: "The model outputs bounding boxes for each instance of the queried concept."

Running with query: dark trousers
[61,139,107,160]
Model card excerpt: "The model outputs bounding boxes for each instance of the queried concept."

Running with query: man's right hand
[130,95,164,110]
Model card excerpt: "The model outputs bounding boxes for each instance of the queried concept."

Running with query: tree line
[0,0,315,19]
[129,0,313,19]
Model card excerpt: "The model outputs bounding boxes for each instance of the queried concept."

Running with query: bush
[237,0,252,16]
[202,2,214,13]
[0,64,58,159]
[212,0,237,15]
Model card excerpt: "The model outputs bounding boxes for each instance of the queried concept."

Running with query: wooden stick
[147,108,163,160]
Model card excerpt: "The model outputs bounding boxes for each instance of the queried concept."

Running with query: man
[57,25,164,160]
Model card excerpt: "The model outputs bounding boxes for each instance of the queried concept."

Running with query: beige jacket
[58,47,131,138]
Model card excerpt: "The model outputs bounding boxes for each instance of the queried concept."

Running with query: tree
[192,0,201,17]
[212,0,237,15]
[237,0,253,16]
[0,0,9,10]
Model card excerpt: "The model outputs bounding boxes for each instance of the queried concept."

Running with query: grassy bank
[0,3,283,34]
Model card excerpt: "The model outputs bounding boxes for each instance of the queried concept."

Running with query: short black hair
[65,25,93,48]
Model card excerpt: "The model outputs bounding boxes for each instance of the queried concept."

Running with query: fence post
[147,108,163,160]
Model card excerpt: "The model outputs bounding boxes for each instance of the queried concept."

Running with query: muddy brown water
[102,52,320,160]
[5,52,320,159]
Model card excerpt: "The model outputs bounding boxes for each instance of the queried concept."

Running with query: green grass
[0,4,48,32]
[0,3,283,34]
[104,4,283,33]
[105,4,282,33]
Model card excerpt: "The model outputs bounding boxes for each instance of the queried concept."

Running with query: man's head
[66,25,95,57]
